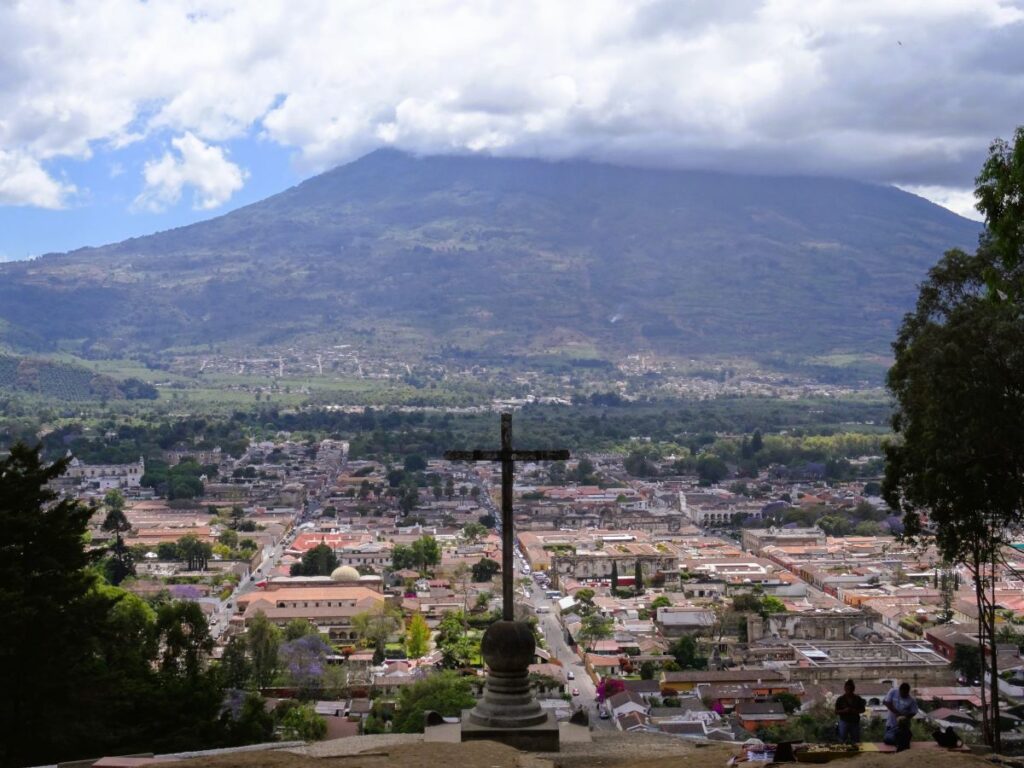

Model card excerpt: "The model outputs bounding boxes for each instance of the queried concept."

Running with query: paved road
[210,538,290,638]
[211,446,348,639]
[516,556,615,729]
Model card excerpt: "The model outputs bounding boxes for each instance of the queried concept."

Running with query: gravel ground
[177,731,1002,768]
[289,734,423,758]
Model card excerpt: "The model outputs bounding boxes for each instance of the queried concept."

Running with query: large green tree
[461,521,488,542]
[410,535,441,571]
[247,611,282,689]
[405,612,431,658]
[0,445,243,764]
[177,533,213,571]
[392,672,475,733]
[668,635,708,670]
[277,702,327,741]
[471,557,500,582]
[399,482,420,515]
[101,489,135,585]
[975,126,1024,277]
[392,535,441,572]
[576,614,614,649]
[352,604,402,653]
[219,635,253,690]
[290,542,338,576]
[0,445,118,765]
[884,127,1024,752]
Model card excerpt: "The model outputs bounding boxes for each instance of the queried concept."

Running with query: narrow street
[210,443,348,639]
[516,553,616,730]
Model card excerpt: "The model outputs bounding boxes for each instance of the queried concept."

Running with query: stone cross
[445,412,569,620]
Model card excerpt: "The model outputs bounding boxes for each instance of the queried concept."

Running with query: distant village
[55,432,1024,746]
[158,340,884,404]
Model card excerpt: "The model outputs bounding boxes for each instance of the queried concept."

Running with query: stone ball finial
[480,620,537,672]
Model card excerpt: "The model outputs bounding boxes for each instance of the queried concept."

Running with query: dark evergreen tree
[471,557,500,582]
[0,444,118,766]
[0,443,262,766]
[177,533,212,571]
[751,429,764,453]
[290,542,338,576]
[219,636,253,690]
[102,491,135,585]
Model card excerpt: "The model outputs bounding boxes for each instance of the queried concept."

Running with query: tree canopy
[0,443,258,766]
[290,542,338,576]
[392,535,441,572]
[668,635,708,670]
[883,126,1024,751]
[471,557,500,582]
[405,612,431,658]
[392,672,475,733]
[576,614,614,648]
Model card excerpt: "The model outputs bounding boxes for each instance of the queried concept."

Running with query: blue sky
[4,0,1020,260]
[0,134,299,259]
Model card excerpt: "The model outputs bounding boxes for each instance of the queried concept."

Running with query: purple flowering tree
[169,584,204,600]
[280,634,334,700]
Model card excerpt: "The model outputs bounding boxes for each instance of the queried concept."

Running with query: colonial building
[549,547,677,588]
[741,526,826,555]
[232,568,388,640]
[64,455,145,490]
[746,609,869,642]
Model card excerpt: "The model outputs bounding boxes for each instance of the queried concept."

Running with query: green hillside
[0,150,980,361]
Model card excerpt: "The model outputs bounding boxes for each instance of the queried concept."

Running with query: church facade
[64,456,145,490]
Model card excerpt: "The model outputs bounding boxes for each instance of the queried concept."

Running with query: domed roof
[330,565,361,582]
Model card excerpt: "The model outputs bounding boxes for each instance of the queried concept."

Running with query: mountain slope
[0,150,980,360]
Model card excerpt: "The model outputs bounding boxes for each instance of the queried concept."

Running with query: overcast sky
[2,0,1022,258]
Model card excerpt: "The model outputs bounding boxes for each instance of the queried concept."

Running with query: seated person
[883,683,918,751]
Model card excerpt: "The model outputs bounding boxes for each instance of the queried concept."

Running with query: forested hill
[0,150,980,360]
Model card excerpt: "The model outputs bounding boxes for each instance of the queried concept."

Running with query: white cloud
[898,184,985,221]
[1,0,1024,209]
[135,132,247,212]
[0,150,75,208]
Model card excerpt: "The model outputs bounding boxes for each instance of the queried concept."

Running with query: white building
[64,455,145,489]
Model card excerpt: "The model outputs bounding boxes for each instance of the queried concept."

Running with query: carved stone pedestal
[460,620,560,752]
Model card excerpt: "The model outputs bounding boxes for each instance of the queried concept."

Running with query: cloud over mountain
[1,0,1022,215]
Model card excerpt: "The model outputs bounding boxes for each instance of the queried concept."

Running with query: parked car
[571,688,580,696]
[567,671,575,680]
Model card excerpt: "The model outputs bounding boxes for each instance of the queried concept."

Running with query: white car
[567,671,575,680]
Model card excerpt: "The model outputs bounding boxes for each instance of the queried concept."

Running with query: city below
[47,430,1024,752]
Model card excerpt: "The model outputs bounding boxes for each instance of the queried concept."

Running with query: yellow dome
[330,565,361,582]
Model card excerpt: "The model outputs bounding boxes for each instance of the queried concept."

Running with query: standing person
[883,682,918,751]
[835,679,866,744]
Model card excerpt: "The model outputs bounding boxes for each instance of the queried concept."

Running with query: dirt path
[180,731,1000,768]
